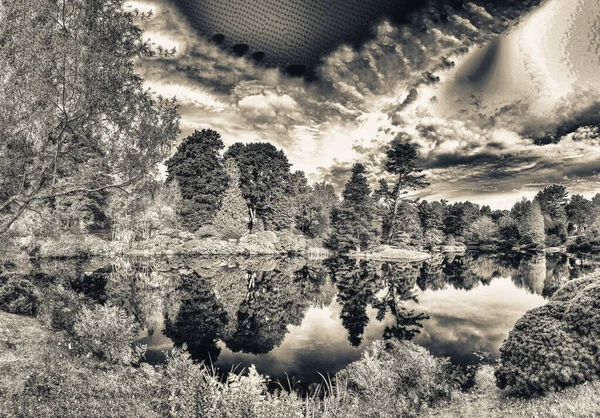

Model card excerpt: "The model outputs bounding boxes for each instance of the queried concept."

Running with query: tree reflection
[327,258,379,346]
[223,267,320,354]
[164,268,227,363]
[514,253,547,295]
[375,262,429,341]
[328,258,429,346]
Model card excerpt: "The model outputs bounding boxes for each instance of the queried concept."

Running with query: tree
[466,216,498,244]
[566,194,594,234]
[381,139,428,244]
[418,200,446,232]
[296,182,339,238]
[262,193,298,231]
[213,159,249,238]
[511,197,532,222]
[519,200,545,247]
[329,164,380,252]
[165,130,228,231]
[0,0,180,236]
[224,142,292,230]
[536,185,568,218]
[385,200,423,246]
[498,215,520,245]
[443,202,480,238]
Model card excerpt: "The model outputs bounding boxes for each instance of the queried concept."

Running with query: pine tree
[329,164,380,252]
[382,139,428,244]
[213,159,249,239]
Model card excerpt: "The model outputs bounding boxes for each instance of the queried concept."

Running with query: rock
[178,231,195,242]
[158,228,180,239]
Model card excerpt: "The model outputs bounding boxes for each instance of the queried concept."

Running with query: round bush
[0,277,41,315]
[496,274,600,396]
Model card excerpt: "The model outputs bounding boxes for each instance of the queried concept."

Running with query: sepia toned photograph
[1,0,600,416]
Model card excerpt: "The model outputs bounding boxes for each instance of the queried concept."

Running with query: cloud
[129,0,600,205]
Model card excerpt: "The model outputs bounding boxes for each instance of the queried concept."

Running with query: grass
[425,365,600,418]
[2,310,600,417]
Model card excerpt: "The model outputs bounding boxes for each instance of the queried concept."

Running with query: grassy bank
[3,308,600,417]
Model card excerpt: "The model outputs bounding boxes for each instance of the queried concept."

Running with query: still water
[47,252,600,386]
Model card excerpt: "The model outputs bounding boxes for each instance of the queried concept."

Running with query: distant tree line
[165,129,600,253]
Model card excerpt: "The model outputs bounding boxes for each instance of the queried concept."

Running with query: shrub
[496,274,600,396]
[0,277,41,315]
[340,340,456,416]
[195,224,219,239]
[37,284,88,332]
[0,278,40,315]
[73,304,142,364]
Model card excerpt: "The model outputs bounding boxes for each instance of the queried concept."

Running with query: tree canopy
[166,129,228,231]
[0,0,179,235]
[224,142,292,230]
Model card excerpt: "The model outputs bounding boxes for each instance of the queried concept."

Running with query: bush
[38,284,88,332]
[0,277,41,315]
[195,224,219,239]
[495,274,600,396]
[73,304,142,364]
[340,340,456,416]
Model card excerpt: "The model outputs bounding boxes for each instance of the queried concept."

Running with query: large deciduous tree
[165,129,228,231]
[0,0,180,235]
[519,199,545,247]
[329,164,380,252]
[381,138,428,244]
[224,142,292,230]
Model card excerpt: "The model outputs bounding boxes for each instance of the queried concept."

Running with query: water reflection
[32,251,600,384]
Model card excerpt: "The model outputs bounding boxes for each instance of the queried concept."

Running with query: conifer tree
[329,164,380,252]
[382,139,428,244]
[213,159,249,239]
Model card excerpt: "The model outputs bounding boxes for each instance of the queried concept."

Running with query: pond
[34,252,600,388]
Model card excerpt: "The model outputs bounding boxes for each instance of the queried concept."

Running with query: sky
[127,0,600,209]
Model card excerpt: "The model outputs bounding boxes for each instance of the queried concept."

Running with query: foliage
[213,159,249,239]
[166,129,228,231]
[518,200,545,247]
[536,185,569,219]
[73,304,142,364]
[224,142,292,230]
[0,0,179,236]
[495,274,600,396]
[108,179,182,244]
[381,139,428,244]
[262,193,298,231]
[566,194,594,232]
[38,284,89,333]
[296,182,339,238]
[465,216,498,244]
[498,215,520,244]
[386,200,423,246]
[0,277,41,316]
[444,202,481,238]
[340,340,457,416]
[328,164,380,252]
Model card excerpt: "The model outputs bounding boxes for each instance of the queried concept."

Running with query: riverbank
[23,229,331,259]
[2,308,599,418]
